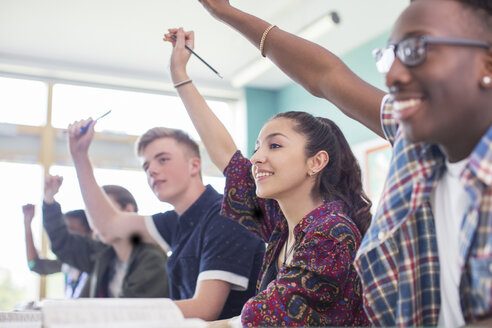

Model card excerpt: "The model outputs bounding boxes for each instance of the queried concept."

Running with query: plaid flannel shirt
[354,95,492,326]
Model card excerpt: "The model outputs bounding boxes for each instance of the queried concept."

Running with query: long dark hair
[102,185,139,213]
[273,111,372,236]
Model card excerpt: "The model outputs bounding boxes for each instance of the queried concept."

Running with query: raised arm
[198,0,386,137]
[66,123,152,244]
[22,204,39,264]
[164,28,238,172]
[22,203,65,274]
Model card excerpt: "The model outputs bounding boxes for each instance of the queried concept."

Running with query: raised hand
[44,175,63,204]
[67,118,96,160]
[22,204,35,226]
[163,28,194,84]
[197,0,231,18]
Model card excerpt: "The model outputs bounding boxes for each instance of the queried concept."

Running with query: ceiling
[0,0,408,95]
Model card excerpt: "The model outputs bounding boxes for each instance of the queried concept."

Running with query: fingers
[163,29,177,45]
[22,204,35,212]
[22,204,35,219]
[67,118,93,138]
[45,175,63,184]
[175,28,186,49]
[185,30,195,49]
[164,27,194,50]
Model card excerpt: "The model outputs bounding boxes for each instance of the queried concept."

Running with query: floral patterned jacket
[222,151,368,327]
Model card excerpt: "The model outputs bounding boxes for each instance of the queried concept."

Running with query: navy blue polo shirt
[145,185,265,320]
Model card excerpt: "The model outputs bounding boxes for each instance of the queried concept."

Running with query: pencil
[80,110,112,133]
[171,34,223,79]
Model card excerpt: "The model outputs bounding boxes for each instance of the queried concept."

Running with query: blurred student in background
[22,203,91,298]
[42,175,169,298]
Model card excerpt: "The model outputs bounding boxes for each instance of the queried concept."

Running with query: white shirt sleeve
[144,215,171,254]
[198,270,249,291]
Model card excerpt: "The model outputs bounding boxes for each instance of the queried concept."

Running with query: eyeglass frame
[372,35,491,73]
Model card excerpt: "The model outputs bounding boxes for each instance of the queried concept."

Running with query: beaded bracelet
[174,79,192,88]
[259,25,277,57]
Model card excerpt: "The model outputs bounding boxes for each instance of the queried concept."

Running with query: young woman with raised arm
[164,28,371,327]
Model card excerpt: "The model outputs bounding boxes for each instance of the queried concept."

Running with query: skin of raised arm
[66,121,153,244]
[22,204,39,263]
[198,0,386,137]
[164,28,238,171]
[174,279,232,321]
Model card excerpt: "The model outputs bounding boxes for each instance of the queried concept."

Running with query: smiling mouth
[255,172,274,180]
[392,98,422,120]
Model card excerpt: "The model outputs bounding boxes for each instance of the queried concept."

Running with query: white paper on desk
[41,298,205,327]
[48,319,207,328]
[0,310,42,328]
[0,323,42,328]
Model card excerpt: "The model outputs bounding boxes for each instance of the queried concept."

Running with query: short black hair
[411,0,492,40]
[64,209,91,233]
[458,0,492,15]
[457,0,492,41]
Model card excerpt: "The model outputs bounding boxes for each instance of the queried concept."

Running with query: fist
[22,204,35,225]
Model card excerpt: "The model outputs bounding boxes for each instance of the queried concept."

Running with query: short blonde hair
[136,127,200,159]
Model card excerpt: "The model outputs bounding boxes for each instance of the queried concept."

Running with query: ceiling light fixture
[231,12,340,88]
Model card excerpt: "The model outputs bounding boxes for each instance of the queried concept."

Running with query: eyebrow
[389,30,427,44]
[153,152,171,159]
[141,152,171,169]
[256,132,288,146]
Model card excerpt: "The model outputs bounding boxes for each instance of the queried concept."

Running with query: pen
[171,34,223,79]
[80,110,112,133]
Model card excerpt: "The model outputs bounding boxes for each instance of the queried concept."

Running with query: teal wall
[245,30,391,150]
[244,88,279,156]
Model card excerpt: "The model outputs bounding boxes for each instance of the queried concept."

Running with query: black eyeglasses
[373,36,490,73]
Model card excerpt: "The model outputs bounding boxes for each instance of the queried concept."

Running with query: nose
[147,161,158,177]
[385,55,412,90]
[250,147,265,166]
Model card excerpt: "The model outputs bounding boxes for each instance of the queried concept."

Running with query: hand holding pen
[80,109,112,132]
[67,110,111,159]
[164,28,222,81]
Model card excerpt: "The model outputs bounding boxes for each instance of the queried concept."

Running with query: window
[51,84,243,145]
[0,77,47,126]
[0,77,242,308]
[0,162,43,310]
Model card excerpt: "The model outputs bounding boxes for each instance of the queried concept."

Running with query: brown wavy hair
[273,111,372,236]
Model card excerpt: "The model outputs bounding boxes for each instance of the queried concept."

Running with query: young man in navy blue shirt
[67,123,265,321]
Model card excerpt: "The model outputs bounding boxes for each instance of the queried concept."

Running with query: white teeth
[256,172,273,178]
[393,99,421,112]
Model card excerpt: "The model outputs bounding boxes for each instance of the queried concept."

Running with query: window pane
[0,162,43,310]
[0,77,47,126]
[51,84,239,142]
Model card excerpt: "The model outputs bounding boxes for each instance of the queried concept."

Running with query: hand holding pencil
[67,117,97,159]
[164,28,222,84]
[164,28,194,84]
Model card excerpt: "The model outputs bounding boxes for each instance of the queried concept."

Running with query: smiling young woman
[165,28,372,327]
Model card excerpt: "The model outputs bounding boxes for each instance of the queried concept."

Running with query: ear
[189,157,202,177]
[123,203,136,213]
[307,150,329,176]
[479,49,492,88]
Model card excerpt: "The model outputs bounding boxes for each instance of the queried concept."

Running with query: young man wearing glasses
[198,0,492,326]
